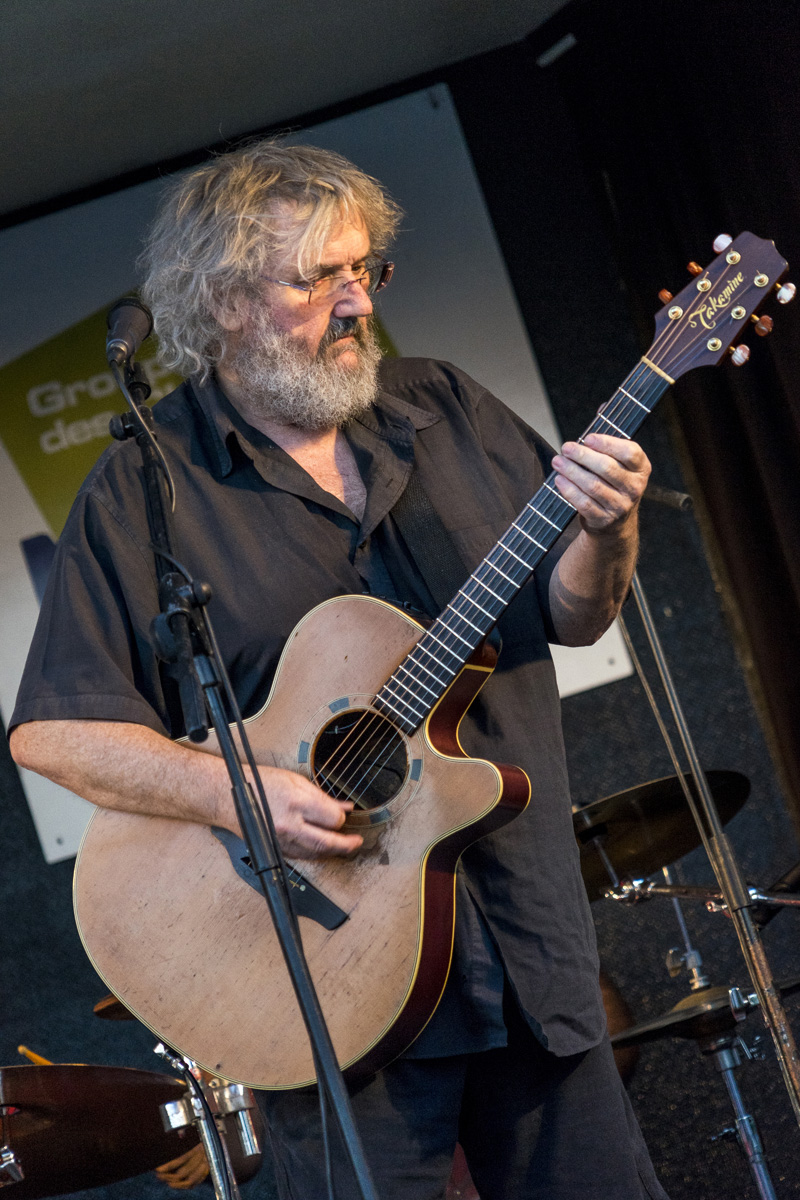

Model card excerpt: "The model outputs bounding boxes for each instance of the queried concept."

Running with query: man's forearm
[9,719,240,832]
[9,719,362,858]
[548,517,638,646]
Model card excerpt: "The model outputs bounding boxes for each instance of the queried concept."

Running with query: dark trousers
[258,999,668,1200]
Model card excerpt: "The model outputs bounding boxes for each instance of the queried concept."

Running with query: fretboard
[373,359,671,734]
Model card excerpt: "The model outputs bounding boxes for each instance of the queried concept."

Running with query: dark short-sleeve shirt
[12,358,604,1056]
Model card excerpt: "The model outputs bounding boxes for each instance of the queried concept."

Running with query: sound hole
[312,709,408,810]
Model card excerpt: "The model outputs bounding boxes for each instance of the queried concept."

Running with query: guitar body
[74,595,530,1089]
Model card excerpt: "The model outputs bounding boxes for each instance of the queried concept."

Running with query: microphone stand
[108,357,379,1200]
[617,566,800,1127]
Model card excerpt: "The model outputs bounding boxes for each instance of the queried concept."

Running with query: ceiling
[2,0,568,226]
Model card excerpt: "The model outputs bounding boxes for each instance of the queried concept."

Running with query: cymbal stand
[616,572,800,1125]
[703,1028,776,1200]
[156,1043,241,1200]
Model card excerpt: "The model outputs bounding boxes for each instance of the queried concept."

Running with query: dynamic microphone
[106,297,153,366]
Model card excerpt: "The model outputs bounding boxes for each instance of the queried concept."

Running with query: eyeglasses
[263,258,394,305]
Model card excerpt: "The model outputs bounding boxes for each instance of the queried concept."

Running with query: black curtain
[450,0,800,824]
[534,0,800,820]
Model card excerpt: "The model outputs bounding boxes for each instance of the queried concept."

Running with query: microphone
[106,297,153,366]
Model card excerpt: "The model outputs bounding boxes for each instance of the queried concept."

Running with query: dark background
[3,0,800,1196]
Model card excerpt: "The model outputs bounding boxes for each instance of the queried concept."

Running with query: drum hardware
[0,1147,24,1187]
[0,1063,198,1199]
[91,994,263,1188]
[604,879,800,917]
[610,981,797,1200]
[573,771,750,903]
[155,1043,249,1200]
[614,575,800,1124]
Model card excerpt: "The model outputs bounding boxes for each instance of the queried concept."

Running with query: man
[10,140,666,1199]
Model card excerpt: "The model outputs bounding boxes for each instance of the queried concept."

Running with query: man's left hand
[551,433,651,535]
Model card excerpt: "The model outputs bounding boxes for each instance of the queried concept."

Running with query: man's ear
[212,291,250,333]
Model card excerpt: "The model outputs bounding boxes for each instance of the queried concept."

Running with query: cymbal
[610,986,739,1048]
[574,770,750,901]
[611,976,800,1049]
[0,1064,198,1198]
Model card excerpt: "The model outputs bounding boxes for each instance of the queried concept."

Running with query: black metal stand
[109,359,378,1200]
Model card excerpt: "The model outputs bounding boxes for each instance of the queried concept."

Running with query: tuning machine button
[687,262,703,276]
[658,289,673,304]
[729,345,751,366]
[751,314,774,337]
[713,234,733,253]
[776,282,796,304]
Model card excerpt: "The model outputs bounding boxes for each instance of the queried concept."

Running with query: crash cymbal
[574,770,750,901]
[0,1064,198,1198]
[611,976,800,1049]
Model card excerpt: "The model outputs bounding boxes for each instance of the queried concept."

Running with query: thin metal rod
[627,571,800,1126]
[713,1045,777,1200]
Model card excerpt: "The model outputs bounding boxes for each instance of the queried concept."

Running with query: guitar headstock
[648,232,791,381]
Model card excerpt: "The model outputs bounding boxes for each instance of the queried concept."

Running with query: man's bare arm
[547,432,651,646]
[9,719,362,858]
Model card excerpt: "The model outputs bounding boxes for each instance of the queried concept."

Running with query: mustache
[316,315,363,356]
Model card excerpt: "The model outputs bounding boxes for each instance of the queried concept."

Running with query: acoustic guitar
[74,232,789,1088]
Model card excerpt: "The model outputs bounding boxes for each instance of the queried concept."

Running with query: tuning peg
[729,345,750,366]
[658,288,673,304]
[776,281,796,304]
[687,262,703,276]
[713,233,733,253]
[751,314,774,337]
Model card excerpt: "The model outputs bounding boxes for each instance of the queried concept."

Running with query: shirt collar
[187,369,440,481]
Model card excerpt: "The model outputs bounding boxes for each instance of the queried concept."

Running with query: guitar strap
[390,467,468,612]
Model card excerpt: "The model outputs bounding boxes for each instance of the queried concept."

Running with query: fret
[462,595,494,620]
[526,503,560,531]
[485,560,517,586]
[446,606,483,634]
[597,413,630,438]
[498,542,528,568]
[543,482,576,509]
[376,692,411,721]
[511,522,547,552]
[395,663,439,699]
[618,387,650,411]
[424,629,466,661]
[410,642,456,677]
[382,679,428,719]
[433,622,473,650]
[474,579,504,603]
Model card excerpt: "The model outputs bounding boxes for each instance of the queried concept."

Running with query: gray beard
[228,313,382,431]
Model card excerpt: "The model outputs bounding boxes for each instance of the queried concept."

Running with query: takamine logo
[689,271,745,330]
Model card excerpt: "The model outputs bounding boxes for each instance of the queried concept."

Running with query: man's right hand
[249,765,363,858]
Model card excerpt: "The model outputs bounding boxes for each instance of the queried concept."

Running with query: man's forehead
[271,215,371,276]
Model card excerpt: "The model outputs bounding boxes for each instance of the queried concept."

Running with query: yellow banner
[0,303,182,537]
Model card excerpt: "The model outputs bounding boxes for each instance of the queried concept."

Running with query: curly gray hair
[139,139,402,380]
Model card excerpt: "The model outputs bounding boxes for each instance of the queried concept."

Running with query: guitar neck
[374,358,671,734]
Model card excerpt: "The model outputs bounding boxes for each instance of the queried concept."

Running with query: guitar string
[319,356,699,803]
[315,352,707,803]
[312,257,757,805]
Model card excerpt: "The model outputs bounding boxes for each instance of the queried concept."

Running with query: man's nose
[332,278,374,318]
